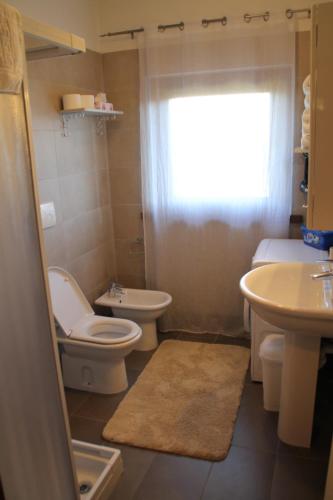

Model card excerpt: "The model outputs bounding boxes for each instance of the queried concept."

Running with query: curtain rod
[158,22,185,32]
[202,17,227,28]
[285,8,311,19]
[100,27,144,39]
[100,7,311,38]
[244,11,270,23]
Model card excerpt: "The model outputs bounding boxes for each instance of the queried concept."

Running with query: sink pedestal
[278,331,321,448]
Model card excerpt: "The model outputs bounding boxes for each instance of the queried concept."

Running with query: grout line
[71,412,107,425]
[199,462,214,500]
[68,393,91,417]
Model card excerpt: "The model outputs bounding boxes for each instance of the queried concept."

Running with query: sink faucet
[311,270,333,280]
[108,282,125,297]
[311,260,333,280]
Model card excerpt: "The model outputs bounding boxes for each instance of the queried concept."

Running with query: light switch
[40,202,56,229]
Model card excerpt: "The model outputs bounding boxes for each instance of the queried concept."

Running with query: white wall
[9,0,100,51]
[98,0,320,52]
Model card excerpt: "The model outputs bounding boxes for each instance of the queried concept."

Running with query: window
[168,93,271,202]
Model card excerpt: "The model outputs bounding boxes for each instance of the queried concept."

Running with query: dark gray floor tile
[125,350,155,371]
[75,370,139,420]
[157,331,180,342]
[64,388,90,415]
[75,391,126,421]
[277,422,332,462]
[215,334,251,348]
[240,381,265,408]
[202,446,275,500]
[69,416,105,444]
[233,383,278,454]
[133,453,212,500]
[109,444,157,500]
[244,367,252,385]
[177,332,218,343]
[270,454,328,500]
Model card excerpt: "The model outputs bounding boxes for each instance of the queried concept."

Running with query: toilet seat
[71,316,141,345]
[48,266,141,346]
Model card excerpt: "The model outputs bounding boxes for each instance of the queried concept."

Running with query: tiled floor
[66,332,332,500]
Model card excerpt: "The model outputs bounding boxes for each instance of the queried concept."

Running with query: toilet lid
[48,267,94,336]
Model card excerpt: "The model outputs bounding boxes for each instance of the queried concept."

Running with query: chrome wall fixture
[244,11,270,23]
[202,16,227,28]
[158,22,185,32]
[100,27,144,39]
[286,8,311,19]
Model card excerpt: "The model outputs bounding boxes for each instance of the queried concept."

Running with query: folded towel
[0,2,24,94]
[302,108,310,125]
[304,94,311,110]
[303,74,311,95]
[301,134,310,152]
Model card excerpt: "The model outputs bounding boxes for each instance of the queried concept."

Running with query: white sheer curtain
[139,23,295,334]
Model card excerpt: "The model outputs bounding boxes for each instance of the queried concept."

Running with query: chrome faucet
[311,260,333,279]
[311,270,333,280]
[108,281,125,297]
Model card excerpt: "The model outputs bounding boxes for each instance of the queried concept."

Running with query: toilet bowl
[48,267,142,394]
[95,288,172,351]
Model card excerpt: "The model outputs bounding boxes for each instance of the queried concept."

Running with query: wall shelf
[60,108,124,136]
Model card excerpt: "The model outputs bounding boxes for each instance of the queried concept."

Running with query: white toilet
[95,288,172,351]
[48,267,142,394]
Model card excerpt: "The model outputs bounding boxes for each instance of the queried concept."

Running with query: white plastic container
[259,334,284,411]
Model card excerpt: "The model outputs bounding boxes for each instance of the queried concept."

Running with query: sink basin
[240,261,333,448]
[240,262,333,336]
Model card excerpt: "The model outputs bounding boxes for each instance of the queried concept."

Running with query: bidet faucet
[108,281,125,297]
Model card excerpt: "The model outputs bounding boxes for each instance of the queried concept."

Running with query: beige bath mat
[103,340,250,461]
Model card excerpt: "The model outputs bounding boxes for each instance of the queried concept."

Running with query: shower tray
[72,440,123,499]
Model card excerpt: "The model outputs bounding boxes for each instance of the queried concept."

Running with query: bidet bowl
[95,288,172,351]
[96,288,172,321]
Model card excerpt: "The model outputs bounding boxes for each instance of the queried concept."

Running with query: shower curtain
[139,22,295,334]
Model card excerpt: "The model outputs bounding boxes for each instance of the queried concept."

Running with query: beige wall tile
[103,48,145,286]
[28,50,104,91]
[115,238,145,277]
[43,224,67,267]
[55,127,96,176]
[28,79,60,131]
[68,244,110,299]
[103,50,139,92]
[106,90,140,129]
[59,172,99,220]
[112,205,143,239]
[107,126,140,168]
[117,274,146,289]
[28,50,117,301]
[109,168,142,205]
[33,130,58,180]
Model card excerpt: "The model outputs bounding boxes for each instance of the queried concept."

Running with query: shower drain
[79,482,93,494]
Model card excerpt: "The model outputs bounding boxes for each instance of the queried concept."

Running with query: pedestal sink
[240,262,333,448]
